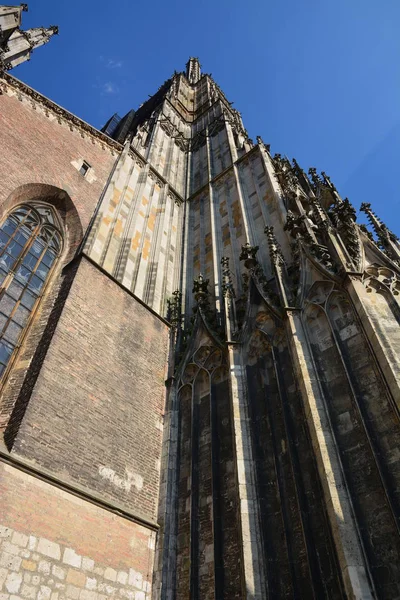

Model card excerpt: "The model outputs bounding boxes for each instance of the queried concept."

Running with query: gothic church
[1,5,400,599]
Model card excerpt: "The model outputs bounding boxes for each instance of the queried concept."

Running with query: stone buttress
[2,41,400,598]
[86,57,400,599]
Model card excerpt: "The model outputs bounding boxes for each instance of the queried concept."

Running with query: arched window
[0,203,62,377]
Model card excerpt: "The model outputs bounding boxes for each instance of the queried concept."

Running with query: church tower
[87,58,400,599]
[1,9,400,597]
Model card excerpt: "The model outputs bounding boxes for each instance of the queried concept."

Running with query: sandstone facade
[1,23,400,599]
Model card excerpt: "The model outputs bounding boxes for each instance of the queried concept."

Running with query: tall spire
[185,56,201,84]
[0,4,58,72]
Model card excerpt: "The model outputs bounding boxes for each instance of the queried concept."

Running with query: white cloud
[107,59,123,69]
[99,56,123,69]
[102,81,119,94]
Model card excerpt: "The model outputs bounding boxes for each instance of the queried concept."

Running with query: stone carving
[0,4,58,73]
[360,202,400,265]
[167,290,182,327]
[359,223,374,241]
[273,154,298,197]
[265,226,285,267]
[330,197,362,269]
[239,240,281,312]
[284,211,312,241]
[363,266,400,296]
[309,243,335,271]
[308,167,324,191]
[239,243,259,269]
[192,273,210,306]
[220,257,235,298]
[256,135,271,152]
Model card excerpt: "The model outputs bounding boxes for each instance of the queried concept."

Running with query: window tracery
[0,203,62,377]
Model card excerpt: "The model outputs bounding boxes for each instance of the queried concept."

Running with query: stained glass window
[0,203,62,378]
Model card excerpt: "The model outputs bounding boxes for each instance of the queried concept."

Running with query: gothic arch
[303,289,400,593]
[360,267,400,398]
[0,187,83,447]
[2,184,83,263]
[175,328,243,598]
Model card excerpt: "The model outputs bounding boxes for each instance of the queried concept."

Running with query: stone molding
[0,73,123,154]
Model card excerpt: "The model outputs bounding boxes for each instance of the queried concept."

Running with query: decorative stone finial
[221,257,235,298]
[309,196,330,229]
[360,202,386,235]
[308,167,323,190]
[265,226,285,266]
[284,210,308,240]
[360,202,399,251]
[1,18,59,72]
[359,224,374,241]
[321,171,337,191]
[331,197,357,225]
[167,290,182,327]
[192,273,209,305]
[239,243,259,269]
[186,57,201,84]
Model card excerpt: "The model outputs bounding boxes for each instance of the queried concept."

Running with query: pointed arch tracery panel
[245,327,313,598]
[175,343,243,599]
[242,295,345,598]
[176,383,192,600]
[210,363,243,599]
[304,291,400,597]
[362,267,400,394]
[327,291,400,519]
[192,367,213,600]
[0,203,62,379]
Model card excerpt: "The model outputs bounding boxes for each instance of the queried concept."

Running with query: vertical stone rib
[191,392,200,600]
[176,384,193,599]
[210,366,244,599]
[347,278,400,410]
[227,345,267,600]
[233,163,254,246]
[272,344,346,599]
[305,302,400,596]
[327,292,400,527]
[143,184,166,307]
[189,369,215,599]
[154,379,180,600]
[246,351,293,598]
[206,131,223,314]
[97,144,135,269]
[285,310,375,599]
[181,149,192,324]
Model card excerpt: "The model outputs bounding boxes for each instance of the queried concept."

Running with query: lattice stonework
[0,203,62,377]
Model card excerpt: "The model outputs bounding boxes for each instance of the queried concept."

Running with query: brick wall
[10,257,170,522]
[0,76,119,231]
[0,461,155,599]
[0,76,126,459]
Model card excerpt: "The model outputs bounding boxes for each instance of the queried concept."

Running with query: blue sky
[15,0,400,231]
